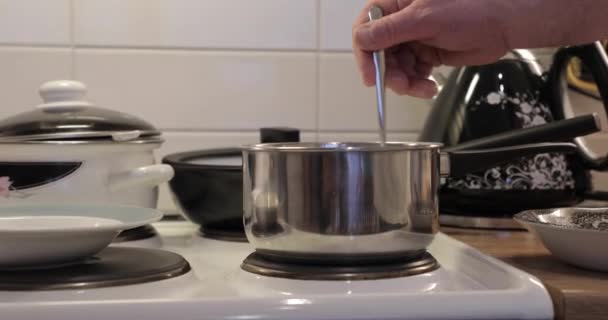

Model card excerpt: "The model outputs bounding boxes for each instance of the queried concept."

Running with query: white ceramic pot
[0,142,172,207]
[0,80,174,208]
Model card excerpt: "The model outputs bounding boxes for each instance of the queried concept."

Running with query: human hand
[352,0,512,98]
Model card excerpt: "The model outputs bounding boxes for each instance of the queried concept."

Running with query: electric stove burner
[241,251,439,280]
[198,227,247,242]
[0,247,190,291]
[114,224,160,242]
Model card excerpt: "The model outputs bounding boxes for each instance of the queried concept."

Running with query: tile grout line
[68,0,76,79]
[0,44,354,55]
[315,0,321,141]
[69,45,319,54]
[0,44,71,49]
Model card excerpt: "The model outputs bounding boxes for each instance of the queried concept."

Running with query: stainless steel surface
[439,200,608,230]
[245,141,443,151]
[242,141,577,258]
[243,142,441,257]
[439,153,451,176]
[369,5,387,144]
[439,214,525,230]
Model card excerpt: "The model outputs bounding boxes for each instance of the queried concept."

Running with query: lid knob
[38,80,92,109]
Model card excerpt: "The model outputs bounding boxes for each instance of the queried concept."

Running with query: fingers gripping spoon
[368,5,387,144]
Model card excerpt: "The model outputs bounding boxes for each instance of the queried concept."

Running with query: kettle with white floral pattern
[419,41,608,220]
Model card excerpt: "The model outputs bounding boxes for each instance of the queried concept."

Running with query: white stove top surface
[0,221,553,320]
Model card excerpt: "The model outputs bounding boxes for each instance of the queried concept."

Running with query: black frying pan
[162,128,300,241]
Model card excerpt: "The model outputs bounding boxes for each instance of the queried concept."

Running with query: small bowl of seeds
[515,207,608,272]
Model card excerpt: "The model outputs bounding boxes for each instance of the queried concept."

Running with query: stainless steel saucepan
[242,142,577,263]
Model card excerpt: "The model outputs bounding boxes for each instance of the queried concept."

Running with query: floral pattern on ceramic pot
[447,91,576,191]
[0,176,33,199]
[0,176,11,197]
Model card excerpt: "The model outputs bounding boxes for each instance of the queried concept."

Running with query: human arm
[352,0,608,98]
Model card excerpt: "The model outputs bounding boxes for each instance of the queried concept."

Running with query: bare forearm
[502,0,608,49]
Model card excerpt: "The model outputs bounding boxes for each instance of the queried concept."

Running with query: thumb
[354,8,432,51]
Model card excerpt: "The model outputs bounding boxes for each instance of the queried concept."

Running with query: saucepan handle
[441,143,578,178]
[444,113,601,152]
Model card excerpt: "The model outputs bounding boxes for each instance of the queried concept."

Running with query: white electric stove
[0,220,554,320]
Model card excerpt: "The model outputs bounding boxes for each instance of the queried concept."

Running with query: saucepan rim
[242,141,444,152]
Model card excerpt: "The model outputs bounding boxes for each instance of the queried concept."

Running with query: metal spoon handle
[368,5,387,144]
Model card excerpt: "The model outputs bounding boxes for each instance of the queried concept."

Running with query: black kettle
[419,41,608,217]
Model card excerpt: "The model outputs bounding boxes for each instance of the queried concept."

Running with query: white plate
[0,205,162,269]
[515,207,608,272]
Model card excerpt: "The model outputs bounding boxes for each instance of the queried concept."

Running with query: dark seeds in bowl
[570,212,608,231]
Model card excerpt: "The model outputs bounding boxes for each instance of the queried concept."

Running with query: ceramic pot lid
[0,80,161,142]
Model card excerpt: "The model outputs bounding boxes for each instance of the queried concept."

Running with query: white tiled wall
[0,0,433,213]
[0,0,70,45]
[73,50,318,130]
[320,0,366,50]
[1,0,606,213]
[318,53,429,131]
[73,0,318,49]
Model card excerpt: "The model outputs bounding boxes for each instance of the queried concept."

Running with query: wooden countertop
[443,227,608,320]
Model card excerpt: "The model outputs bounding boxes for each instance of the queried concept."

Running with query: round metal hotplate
[0,247,190,291]
[241,251,439,281]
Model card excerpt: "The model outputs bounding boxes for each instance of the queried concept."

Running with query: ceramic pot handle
[109,164,174,191]
[548,41,608,170]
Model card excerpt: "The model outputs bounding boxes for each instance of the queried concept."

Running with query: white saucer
[0,205,162,269]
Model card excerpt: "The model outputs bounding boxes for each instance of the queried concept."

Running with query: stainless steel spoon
[368,5,387,144]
